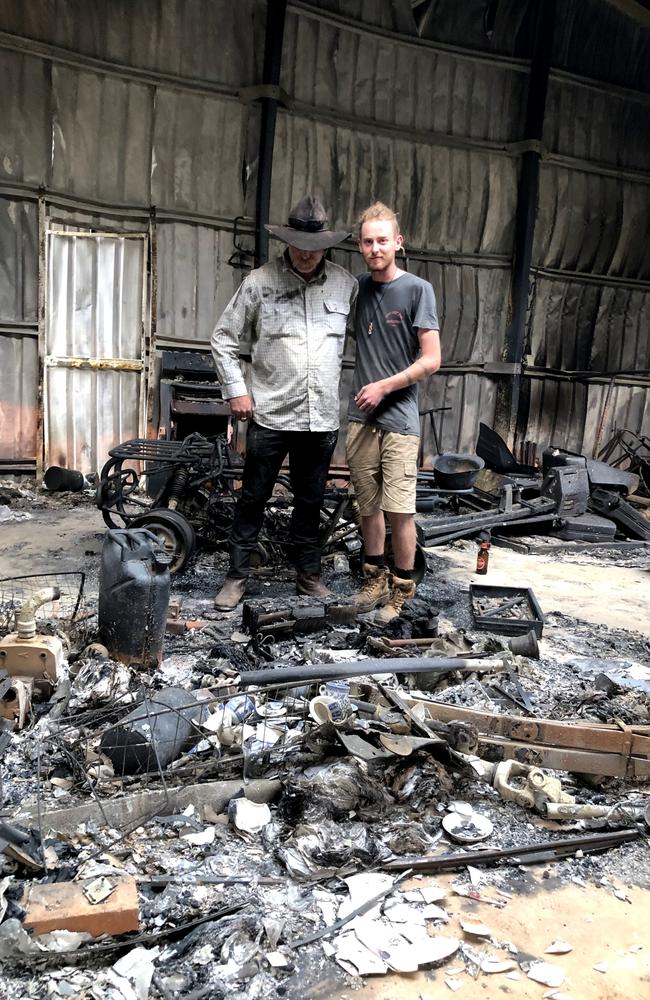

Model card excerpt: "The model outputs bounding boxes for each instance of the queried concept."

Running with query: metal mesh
[0,572,86,637]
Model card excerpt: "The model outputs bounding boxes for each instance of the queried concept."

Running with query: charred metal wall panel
[535,166,650,279]
[545,81,650,173]
[51,66,154,206]
[0,199,38,324]
[0,51,51,186]
[156,224,243,344]
[0,0,262,87]
[0,335,38,460]
[151,91,248,219]
[282,10,527,143]
[271,116,519,256]
[526,378,650,458]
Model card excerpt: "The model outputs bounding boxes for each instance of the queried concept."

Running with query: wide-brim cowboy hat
[265,195,350,251]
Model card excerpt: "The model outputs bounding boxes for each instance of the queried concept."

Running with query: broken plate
[442,811,493,843]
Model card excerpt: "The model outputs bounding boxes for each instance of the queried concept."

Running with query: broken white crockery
[545,940,573,955]
[459,918,491,937]
[230,798,272,834]
[527,961,566,988]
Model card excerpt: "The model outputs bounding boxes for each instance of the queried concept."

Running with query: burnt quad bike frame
[96,433,416,576]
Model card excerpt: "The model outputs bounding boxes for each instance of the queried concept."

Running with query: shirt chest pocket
[323,299,349,336]
[260,301,291,338]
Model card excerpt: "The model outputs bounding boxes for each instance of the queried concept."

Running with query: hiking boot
[375,577,417,625]
[214,576,247,610]
[296,574,331,598]
[350,564,390,613]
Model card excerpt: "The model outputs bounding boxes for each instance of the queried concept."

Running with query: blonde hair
[358,202,400,238]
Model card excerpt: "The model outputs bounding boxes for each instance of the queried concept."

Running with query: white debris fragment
[480,959,518,974]
[459,918,491,937]
[467,866,483,886]
[420,883,447,903]
[338,873,394,920]
[593,961,608,973]
[265,951,290,968]
[423,904,449,921]
[445,977,464,991]
[334,931,387,975]
[545,940,573,955]
[181,826,216,846]
[527,961,566,988]
[230,799,271,834]
[112,946,160,1000]
[382,901,426,925]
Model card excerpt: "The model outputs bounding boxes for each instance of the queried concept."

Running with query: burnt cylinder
[100,687,202,775]
[44,466,86,491]
[98,529,171,668]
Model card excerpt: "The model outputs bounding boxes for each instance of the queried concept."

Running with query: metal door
[44,231,148,476]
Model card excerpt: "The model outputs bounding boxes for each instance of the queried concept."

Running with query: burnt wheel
[130,509,196,573]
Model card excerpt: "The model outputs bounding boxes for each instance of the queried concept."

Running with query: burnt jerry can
[98,529,171,668]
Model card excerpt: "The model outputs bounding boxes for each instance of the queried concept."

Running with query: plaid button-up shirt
[211,254,357,432]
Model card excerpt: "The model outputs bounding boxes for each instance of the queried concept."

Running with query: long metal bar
[382,829,639,873]
[255,0,288,266]
[240,655,506,687]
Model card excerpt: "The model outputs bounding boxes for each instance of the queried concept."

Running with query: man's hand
[354,380,388,412]
[229,394,254,421]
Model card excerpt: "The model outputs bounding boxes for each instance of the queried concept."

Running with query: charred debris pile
[0,429,647,997]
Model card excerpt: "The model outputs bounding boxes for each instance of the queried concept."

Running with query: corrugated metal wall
[0,0,647,471]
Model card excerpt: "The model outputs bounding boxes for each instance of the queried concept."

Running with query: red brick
[22,874,139,938]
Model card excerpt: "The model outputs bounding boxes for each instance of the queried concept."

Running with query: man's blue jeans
[227,421,338,578]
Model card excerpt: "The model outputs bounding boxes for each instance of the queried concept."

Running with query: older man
[211,196,357,610]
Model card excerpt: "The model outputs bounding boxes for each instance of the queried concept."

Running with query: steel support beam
[494,0,555,448]
[254,0,288,267]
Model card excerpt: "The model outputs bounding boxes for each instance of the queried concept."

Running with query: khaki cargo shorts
[346,421,420,515]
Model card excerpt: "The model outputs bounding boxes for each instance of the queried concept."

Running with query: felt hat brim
[265,224,350,251]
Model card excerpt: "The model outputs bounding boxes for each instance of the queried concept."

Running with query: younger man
[347,202,441,623]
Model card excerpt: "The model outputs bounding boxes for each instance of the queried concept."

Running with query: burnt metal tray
[469,584,544,637]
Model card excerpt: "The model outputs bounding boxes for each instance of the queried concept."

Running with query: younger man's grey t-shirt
[348,271,438,436]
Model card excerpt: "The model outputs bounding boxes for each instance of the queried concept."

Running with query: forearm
[380,353,440,395]
[211,288,251,399]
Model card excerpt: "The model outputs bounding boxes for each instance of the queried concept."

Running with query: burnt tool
[241,601,356,637]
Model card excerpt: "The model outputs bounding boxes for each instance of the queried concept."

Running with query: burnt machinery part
[476,423,537,476]
[432,453,485,491]
[43,466,85,492]
[96,457,142,528]
[129,509,196,573]
[100,687,202,775]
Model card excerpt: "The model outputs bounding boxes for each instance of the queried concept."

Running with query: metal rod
[240,655,507,687]
[382,828,639,872]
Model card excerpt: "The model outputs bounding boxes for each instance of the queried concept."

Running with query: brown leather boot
[375,577,417,625]
[214,576,247,610]
[296,574,331,598]
[350,564,390,613]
